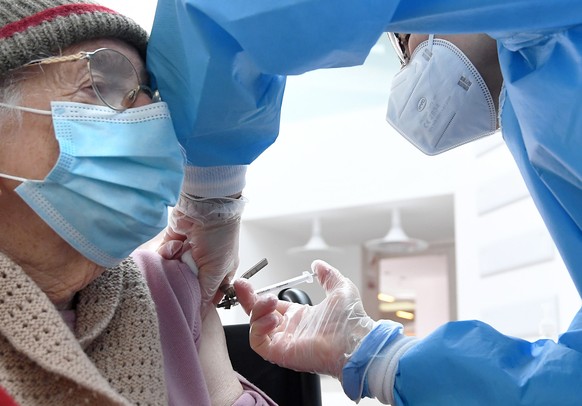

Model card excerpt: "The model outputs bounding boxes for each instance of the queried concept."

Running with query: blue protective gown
[148,0,582,404]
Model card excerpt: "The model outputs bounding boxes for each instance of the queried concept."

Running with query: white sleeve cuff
[183,165,247,197]
[367,335,418,405]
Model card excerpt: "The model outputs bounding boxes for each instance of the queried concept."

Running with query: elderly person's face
[0,38,153,309]
[5,38,150,178]
[2,38,152,185]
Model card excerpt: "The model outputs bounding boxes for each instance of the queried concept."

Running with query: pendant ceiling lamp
[288,217,342,256]
[365,208,428,255]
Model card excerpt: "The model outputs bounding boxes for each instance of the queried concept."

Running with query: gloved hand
[158,192,246,306]
[234,260,375,379]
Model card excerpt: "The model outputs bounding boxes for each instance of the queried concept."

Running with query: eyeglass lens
[87,49,147,111]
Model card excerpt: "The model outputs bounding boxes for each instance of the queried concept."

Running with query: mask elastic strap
[428,34,435,49]
[422,34,435,61]
[0,102,52,116]
[0,103,49,184]
[0,173,29,182]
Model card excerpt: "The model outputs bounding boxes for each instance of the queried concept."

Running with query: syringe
[217,270,315,308]
[254,270,315,296]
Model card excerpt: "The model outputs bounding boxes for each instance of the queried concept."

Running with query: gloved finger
[249,294,280,330]
[235,279,296,320]
[234,279,292,359]
[200,275,238,318]
[247,295,283,357]
[160,225,187,245]
[156,239,186,259]
[251,312,283,338]
[199,268,237,304]
[233,278,257,315]
[198,274,223,305]
[221,270,235,291]
[250,294,295,326]
[212,286,228,305]
[312,259,348,293]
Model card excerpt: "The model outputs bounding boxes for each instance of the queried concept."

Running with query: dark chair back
[224,288,322,406]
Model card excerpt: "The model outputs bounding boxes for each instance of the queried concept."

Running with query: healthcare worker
[148,0,582,404]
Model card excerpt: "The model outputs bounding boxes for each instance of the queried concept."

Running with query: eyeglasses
[387,32,410,66]
[24,48,159,111]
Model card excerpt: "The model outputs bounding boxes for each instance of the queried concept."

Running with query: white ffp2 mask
[386,35,497,155]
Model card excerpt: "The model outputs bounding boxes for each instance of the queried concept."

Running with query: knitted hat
[0,0,148,78]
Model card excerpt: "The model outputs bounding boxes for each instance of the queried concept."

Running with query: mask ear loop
[423,34,435,61]
[0,102,52,116]
[0,172,30,197]
[0,103,49,193]
[0,173,28,182]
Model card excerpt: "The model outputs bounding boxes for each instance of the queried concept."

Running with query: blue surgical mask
[0,101,184,267]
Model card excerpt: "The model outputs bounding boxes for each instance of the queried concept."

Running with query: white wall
[455,133,580,340]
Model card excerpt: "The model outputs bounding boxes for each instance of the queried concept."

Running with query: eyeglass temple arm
[23,52,86,67]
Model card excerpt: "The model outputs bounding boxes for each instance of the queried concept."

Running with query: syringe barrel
[255,271,314,296]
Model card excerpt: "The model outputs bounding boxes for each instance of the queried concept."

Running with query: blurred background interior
[107,2,581,404]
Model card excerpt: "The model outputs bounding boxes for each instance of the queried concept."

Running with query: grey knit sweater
[0,252,168,405]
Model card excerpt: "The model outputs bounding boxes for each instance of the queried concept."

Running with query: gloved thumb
[311,260,346,295]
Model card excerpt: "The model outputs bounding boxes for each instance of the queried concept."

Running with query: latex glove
[158,192,246,306]
[234,260,375,379]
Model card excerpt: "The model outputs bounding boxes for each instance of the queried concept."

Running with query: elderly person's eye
[76,79,101,103]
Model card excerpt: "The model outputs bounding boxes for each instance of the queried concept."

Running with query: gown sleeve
[392,311,582,405]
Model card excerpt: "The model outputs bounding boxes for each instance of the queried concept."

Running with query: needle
[218,258,269,309]
[217,270,315,308]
